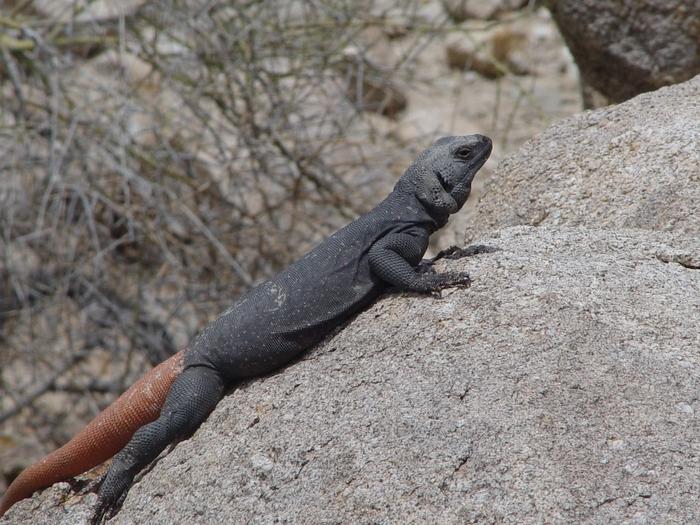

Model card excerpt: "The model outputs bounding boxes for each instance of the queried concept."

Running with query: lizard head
[398,134,492,217]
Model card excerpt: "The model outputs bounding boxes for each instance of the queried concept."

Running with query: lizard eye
[455,146,472,159]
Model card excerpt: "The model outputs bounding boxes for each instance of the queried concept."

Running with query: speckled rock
[466,76,700,242]
[3,226,699,524]
[547,0,700,107]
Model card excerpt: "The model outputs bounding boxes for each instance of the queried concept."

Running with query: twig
[0,349,90,425]
[0,44,26,119]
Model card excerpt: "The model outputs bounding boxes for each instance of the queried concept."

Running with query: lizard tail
[0,349,185,518]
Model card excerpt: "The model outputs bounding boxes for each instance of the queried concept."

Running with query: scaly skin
[0,350,184,517]
[0,135,492,522]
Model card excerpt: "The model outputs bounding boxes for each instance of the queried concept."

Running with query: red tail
[0,350,185,517]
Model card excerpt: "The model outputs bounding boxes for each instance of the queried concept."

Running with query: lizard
[0,134,492,522]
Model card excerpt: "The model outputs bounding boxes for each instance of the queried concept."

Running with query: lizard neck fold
[387,186,449,231]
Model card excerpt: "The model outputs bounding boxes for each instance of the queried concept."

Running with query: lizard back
[185,193,436,379]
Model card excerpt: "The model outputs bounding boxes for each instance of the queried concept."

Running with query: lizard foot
[91,490,127,525]
[433,244,500,261]
[431,245,463,261]
[90,454,139,524]
[428,271,472,291]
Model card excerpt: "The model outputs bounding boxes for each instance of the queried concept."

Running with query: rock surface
[442,0,529,21]
[341,46,408,118]
[3,226,700,524]
[465,76,700,242]
[31,0,147,22]
[445,22,531,79]
[547,0,700,107]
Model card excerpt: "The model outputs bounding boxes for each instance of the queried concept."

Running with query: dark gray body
[94,134,492,523]
[187,192,436,379]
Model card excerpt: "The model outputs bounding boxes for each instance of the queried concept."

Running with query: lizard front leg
[368,232,471,294]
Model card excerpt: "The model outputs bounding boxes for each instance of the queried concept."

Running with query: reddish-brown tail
[0,350,185,518]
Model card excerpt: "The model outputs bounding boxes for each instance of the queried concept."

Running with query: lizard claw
[434,244,500,261]
[431,245,462,261]
[91,490,127,525]
[90,464,134,525]
[418,271,472,295]
[91,501,109,525]
[416,261,437,275]
[436,271,472,289]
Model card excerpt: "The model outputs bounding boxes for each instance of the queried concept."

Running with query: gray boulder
[547,0,700,107]
[465,76,700,243]
[442,0,529,21]
[3,226,700,524]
